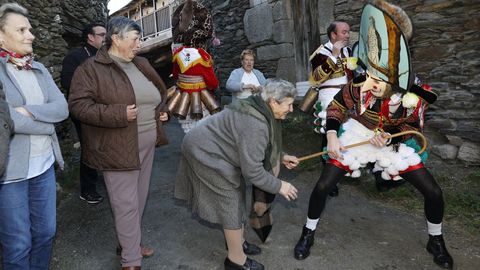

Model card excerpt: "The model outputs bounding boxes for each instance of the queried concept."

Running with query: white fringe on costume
[178,108,211,133]
[314,78,347,133]
[315,88,340,133]
[336,119,421,180]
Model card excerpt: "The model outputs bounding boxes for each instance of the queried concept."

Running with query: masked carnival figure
[294,1,454,269]
[169,0,220,133]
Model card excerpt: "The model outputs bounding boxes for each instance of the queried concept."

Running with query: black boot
[294,225,315,260]
[426,234,454,269]
[224,257,264,270]
[328,184,339,197]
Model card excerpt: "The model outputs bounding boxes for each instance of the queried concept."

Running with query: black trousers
[72,117,98,194]
[307,163,444,224]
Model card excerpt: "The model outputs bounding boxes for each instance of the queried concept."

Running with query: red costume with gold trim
[172,46,218,93]
[168,0,221,133]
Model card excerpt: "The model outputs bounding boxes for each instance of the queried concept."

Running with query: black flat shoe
[426,234,454,269]
[294,225,315,260]
[224,257,264,270]
[242,240,261,255]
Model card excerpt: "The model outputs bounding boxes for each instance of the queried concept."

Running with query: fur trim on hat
[369,0,413,40]
[179,0,193,33]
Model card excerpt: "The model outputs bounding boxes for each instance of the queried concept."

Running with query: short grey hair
[105,16,142,49]
[260,78,297,102]
[0,3,28,31]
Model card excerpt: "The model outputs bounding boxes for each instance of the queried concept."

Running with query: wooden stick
[298,130,427,162]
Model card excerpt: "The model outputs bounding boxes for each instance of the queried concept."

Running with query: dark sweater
[61,43,98,97]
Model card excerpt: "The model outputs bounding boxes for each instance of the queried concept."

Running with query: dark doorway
[291,0,323,81]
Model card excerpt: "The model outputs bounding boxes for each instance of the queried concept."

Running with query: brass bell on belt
[167,86,177,100]
[167,89,182,112]
[173,91,191,119]
[200,90,221,114]
[299,87,319,113]
[189,91,203,120]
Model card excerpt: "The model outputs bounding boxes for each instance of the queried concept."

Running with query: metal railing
[135,5,172,43]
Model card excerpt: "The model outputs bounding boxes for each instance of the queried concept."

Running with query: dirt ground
[49,120,480,270]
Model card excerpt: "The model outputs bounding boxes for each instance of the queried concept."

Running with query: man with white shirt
[310,21,352,134]
[226,49,266,101]
[308,21,353,197]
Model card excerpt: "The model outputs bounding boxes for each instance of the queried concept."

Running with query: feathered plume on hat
[355,0,414,92]
[370,0,413,41]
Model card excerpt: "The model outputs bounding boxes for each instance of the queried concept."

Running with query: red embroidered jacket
[326,80,428,144]
[172,46,219,93]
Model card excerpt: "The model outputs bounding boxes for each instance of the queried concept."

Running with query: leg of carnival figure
[400,167,453,269]
[319,134,339,197]
[294,163,345,260]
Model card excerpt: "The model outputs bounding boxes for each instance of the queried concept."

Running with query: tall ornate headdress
[171,0,213,49]
[355,0,414,92]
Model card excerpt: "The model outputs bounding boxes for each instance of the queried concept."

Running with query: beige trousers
[103,128,156,267]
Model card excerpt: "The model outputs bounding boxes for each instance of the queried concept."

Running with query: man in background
[308,21,352,197]
[61,22,106,204]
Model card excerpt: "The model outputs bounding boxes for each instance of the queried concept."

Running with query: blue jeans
[0,165,56,270]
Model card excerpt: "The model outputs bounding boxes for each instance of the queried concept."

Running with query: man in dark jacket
[0,84,13,178]
[61,22,106,204]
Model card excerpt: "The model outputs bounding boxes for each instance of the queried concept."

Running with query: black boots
[426,234,454,269]
[294,225,315,260]
[224,257,264,270]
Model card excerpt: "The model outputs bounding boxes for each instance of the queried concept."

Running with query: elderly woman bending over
[226,49,266,101]
[0,3,68,269]
[175,78,299,270]
[69,16,169,270]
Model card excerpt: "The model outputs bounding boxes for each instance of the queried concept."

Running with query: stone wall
[0,0,108,83]
[0,0,108,171]
[208,0,480,164]
[333,0,480,164]
[209,0,295,93]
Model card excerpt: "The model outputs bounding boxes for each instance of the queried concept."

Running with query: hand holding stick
[298,130,427,162]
